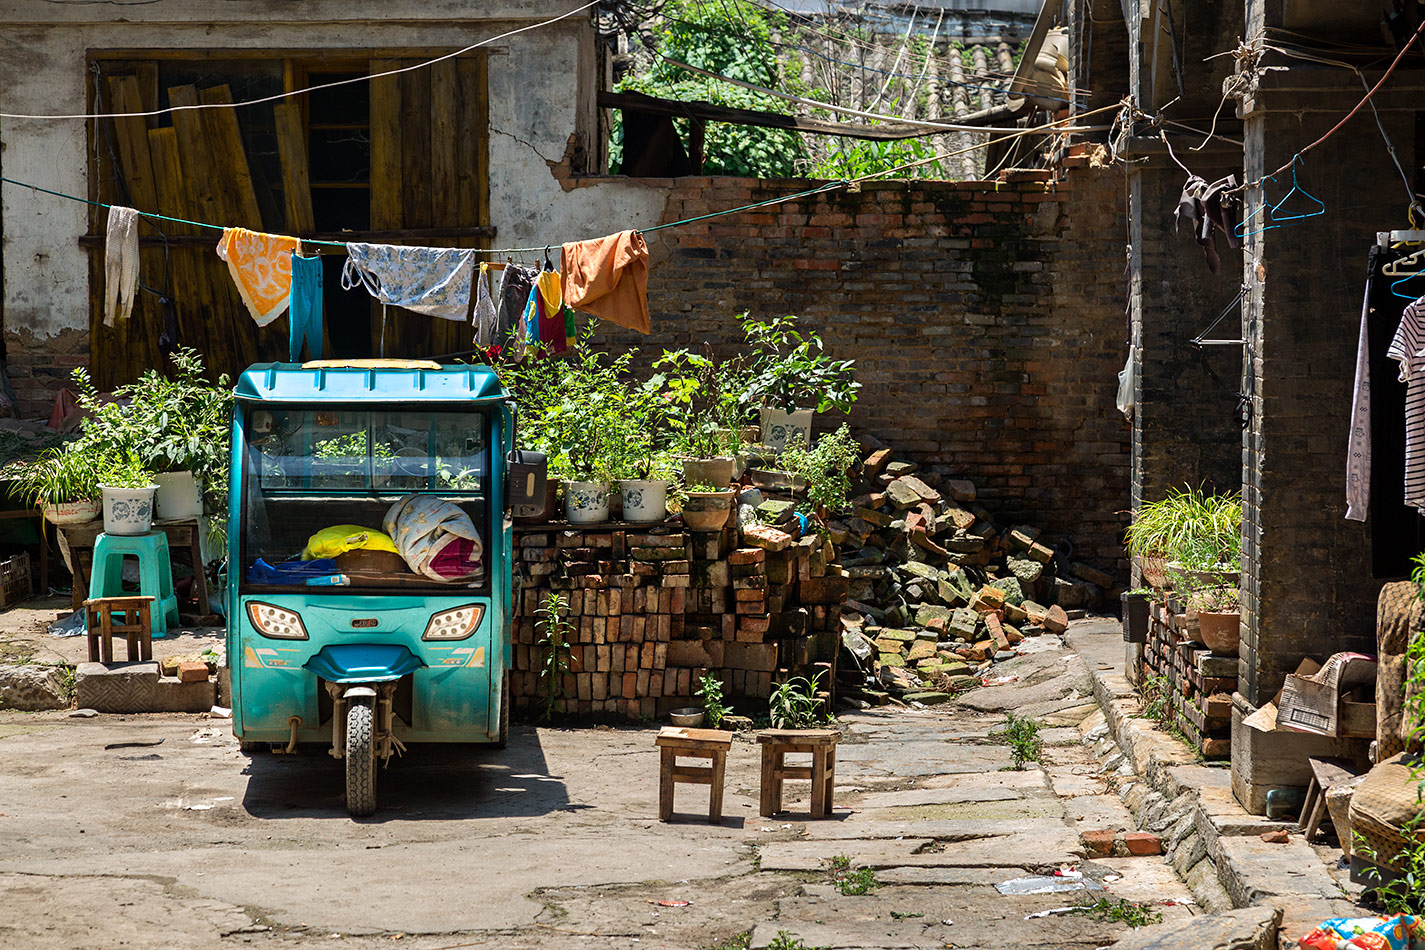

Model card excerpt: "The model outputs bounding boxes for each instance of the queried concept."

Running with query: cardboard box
[1277,652,1377,737]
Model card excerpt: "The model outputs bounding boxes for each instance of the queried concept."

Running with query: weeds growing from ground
[995,713,1042,770]
[765,931,826,950]
[535,594,573,720]
[827,854,879,895]
[1071,897,1162,927]
[703,932,751,950]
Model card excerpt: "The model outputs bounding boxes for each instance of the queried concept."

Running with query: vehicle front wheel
[345,700,377,817]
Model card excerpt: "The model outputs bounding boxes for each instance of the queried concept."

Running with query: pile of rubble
[826,446,1118,704]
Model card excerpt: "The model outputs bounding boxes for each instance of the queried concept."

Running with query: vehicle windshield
[240,407,491,592]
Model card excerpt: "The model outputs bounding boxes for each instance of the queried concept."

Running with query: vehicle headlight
[423,604,484,641]
[247,602,308,640]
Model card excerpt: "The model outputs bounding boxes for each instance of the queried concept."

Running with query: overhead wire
[0,0,602,120]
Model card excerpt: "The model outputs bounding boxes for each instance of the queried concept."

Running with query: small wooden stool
[1300,756,1364,841]
[655,726,733,823]
[84,596,154,663]
[758,728,841,818]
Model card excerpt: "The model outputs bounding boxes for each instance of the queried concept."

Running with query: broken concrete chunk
[944,479,977,501]
[1007,555,1044,584]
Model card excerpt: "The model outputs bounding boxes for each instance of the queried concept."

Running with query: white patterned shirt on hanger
[1387,298,1425,512]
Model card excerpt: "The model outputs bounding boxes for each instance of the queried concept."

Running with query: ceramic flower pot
[682,489,734,532]
[1196,609,1241,655]
[42,499,101,525]
[759,407,813,453]
[618,479,668,524]
[1135,554,1170,590]
[154,470,203,520]
[564,480,610,524]
[1121,591,1150,644]
[100,484,157,536]
[748,467,809,495]
[680,456,735,489]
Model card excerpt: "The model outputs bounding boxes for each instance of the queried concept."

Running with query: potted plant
[737,313,859,453]
[6,447,104,524]
[99,456,158,536]
[1121,588,1151,644]
[1188,584,1241,655]
[69,349,233,521]
[656,349,742,488]
[1123,487,1241,590]
[611,376,676,524]
[681,483,735,532]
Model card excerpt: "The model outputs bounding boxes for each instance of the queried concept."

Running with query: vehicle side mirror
[507,450,549,517]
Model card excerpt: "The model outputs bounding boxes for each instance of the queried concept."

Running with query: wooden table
[655,726,733,823]
[58,519,209,615]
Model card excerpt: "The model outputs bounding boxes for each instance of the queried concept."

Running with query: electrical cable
[0,0,602,121]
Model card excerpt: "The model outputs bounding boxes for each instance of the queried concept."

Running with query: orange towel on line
[216,227,302,326]
[561,230,650,334]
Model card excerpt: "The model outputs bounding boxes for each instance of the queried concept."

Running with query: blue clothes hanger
[1235,155,1326,237]
[1390,270,1425,300]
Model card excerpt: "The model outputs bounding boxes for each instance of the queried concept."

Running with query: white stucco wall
[0,2,670,341]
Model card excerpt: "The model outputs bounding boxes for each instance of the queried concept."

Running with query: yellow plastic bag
[301,525,400,561]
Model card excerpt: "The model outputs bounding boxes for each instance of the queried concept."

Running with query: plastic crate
[0,553,32,607]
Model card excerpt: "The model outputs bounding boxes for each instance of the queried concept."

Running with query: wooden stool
[1300,756,1364,841]
[655,726,733,823]
[84,596,154,663]
[758,728,841,818]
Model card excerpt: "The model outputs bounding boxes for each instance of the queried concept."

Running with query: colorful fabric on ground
[383,493,485,582]
[1298,914,1418,949]
[341,243,476,321]
[288,252,324,362]
[216,227,301,326]
[561,230,651,333]
[103,205,140,327]
[301,525,400,561]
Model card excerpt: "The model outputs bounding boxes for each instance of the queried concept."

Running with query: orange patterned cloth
[216,228,301,326]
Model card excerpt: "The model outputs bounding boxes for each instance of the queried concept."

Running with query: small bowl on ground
[669,707,705,728]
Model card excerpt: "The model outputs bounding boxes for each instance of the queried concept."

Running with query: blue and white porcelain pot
[618,479,668,524]
[100,484,158,536]
[564,480,610,525]
[759,408,813,453]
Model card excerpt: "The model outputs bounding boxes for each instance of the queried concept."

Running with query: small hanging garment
[1174,175,1240,274]
[103,205,140,327]
[1347,271,1373,522]
[561,230,651,333]
[495,264,537,356]
[472,263,503,346]
[341,243,476,321]
[1387,295,1425,513]
[288,251,324,363]
[216,227,301,326]
[535,268,568,353]
[522,283,542,347]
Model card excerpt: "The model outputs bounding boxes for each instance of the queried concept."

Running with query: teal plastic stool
[88,531,181,639]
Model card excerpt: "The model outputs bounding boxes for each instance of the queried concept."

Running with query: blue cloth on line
[248,557,338,584]
[288,252,324,362]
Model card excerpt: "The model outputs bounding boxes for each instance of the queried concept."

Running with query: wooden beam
[273,100,316,234]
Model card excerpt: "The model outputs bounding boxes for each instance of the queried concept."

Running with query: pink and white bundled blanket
[383,494,485,583]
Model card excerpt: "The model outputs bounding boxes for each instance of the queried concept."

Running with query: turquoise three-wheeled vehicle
[227,361,545,816]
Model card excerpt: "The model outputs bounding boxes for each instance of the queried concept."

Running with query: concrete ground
[0,613,1198,950]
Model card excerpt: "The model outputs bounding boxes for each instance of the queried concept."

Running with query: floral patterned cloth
[216,228,301,326]
[341,243,477,322]
[383,493,484,582]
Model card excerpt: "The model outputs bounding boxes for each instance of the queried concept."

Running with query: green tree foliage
[613,0,806,177]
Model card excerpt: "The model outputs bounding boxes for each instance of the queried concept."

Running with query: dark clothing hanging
[495,264,537,349]
[1363,244,1425,578]
[1175,175,1240,274]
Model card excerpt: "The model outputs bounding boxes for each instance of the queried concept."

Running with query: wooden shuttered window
[86,52,490,389]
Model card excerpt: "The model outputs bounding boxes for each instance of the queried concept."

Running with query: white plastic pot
[100,484,157,536]
[759,408,814,453]
[154,470,203,520]
[42,499,101,525]
[618,479,668,524]
[564,481,610,524]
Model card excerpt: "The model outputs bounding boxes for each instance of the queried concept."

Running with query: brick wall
[590,164,1132,570]
[3,327,87,419]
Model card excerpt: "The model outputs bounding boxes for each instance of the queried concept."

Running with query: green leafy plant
[313,432,394,461]
[535,594,574,721]
[769,669,831,729]
[696,672,730,728]
[655,348,747,462]
[995,713,1042,770]
[1139,674,1172,726]
[5,447,105,507]
[738,313,859,415]
[780,425,861,515]
[827,854,879,896]
[702,932,752,950]
[1070,897,1162,927]
[1124,486,1242,570]
[1358,812,1425,915]
[99,455,157,490]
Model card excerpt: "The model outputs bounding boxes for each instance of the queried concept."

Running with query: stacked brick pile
[1142,592,1235,758]
[510,522,845,720]
[832,446,1117,701]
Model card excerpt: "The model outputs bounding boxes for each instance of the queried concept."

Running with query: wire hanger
[1236,155,1325,236]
